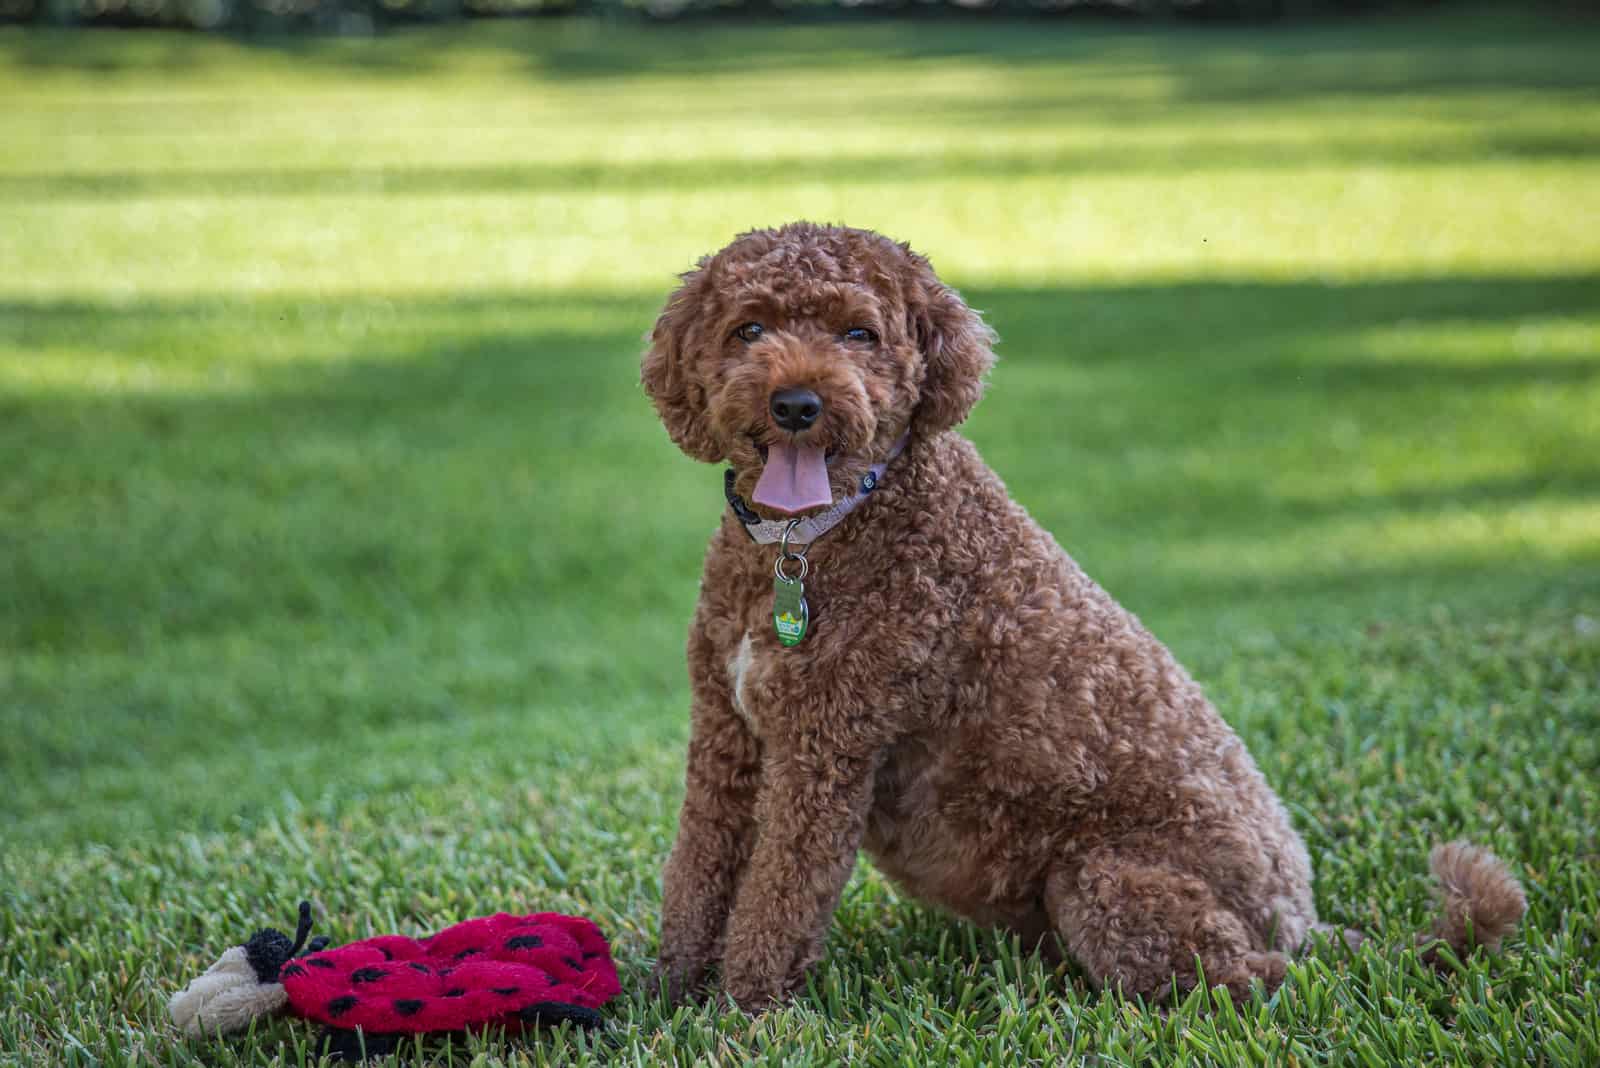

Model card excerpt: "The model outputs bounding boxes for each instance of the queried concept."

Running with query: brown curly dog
[642,221,1526,1010]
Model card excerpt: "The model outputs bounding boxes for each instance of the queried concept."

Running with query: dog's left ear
[641,265,723,463]
[907,258,997,437]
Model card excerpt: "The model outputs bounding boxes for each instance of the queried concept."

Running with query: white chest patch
[727,632,756,728]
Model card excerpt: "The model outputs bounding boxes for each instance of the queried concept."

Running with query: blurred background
[1,2,1598,1061]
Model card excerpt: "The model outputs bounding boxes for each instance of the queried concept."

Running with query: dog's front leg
[720,730,878,1011]
[654,675,761,1004]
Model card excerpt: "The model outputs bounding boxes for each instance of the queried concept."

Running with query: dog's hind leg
[1043,849,1289,1002]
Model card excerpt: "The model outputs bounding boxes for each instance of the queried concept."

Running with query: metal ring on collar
[778,518,810,560]
[774,553,808,583]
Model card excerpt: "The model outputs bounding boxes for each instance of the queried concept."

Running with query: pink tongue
[751,442,833,515]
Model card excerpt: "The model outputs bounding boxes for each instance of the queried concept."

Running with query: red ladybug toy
[170,901,621,1061]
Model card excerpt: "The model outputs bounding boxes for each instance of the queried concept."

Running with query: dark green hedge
[0,0,1563,32]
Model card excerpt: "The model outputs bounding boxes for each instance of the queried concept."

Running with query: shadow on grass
[3,271,1595,656]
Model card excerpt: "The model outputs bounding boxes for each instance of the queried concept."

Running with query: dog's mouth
[747,435,840,516]
[752,441,840,464]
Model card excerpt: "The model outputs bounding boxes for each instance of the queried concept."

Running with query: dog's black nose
[770,388,822,432]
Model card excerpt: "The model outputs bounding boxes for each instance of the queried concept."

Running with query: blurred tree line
[0,0,1582,32]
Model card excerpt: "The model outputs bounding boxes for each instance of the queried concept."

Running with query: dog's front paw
[720,960,798,1013]
[651,954,711,1007]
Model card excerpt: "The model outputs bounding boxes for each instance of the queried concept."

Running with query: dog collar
[724,433,910,546]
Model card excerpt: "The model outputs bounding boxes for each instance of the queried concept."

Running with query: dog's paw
[720,964,798,1014]
[722,982,785,1015]
[650,956,710,1007]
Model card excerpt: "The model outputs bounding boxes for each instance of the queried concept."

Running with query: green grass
[2,5,1599,1065]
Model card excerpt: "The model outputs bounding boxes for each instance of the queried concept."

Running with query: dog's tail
[1415,841,1527,965]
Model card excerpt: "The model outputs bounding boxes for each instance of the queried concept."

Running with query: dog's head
[642,222,996,516]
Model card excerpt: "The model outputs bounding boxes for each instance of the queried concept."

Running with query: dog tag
[773,574,809,647]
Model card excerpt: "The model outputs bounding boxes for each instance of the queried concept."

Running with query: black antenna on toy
[291,901,312,955]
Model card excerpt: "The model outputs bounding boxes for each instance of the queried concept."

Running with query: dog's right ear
[907,263,997,438]
[641,268,723,463]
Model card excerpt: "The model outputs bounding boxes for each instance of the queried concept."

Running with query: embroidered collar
[723,433,910,546]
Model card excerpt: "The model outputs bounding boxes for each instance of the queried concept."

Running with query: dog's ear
[642,268,723,463]
[908,260,996,437]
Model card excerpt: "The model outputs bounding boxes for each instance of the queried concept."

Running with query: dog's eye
[734,322,764,343]
[844,327,878,344]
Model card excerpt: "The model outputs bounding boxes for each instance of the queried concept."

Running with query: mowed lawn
[2,5,1599,1065]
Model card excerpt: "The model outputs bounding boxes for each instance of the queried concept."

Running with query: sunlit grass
[2,6,1598,1066]
[4,11,1600,296]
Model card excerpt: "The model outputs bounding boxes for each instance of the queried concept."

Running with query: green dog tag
[773,575,809,647]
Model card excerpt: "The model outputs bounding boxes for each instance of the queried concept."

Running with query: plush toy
[169,901,621,1061]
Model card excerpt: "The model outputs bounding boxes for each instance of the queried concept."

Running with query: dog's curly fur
[643,221,1526,1009]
